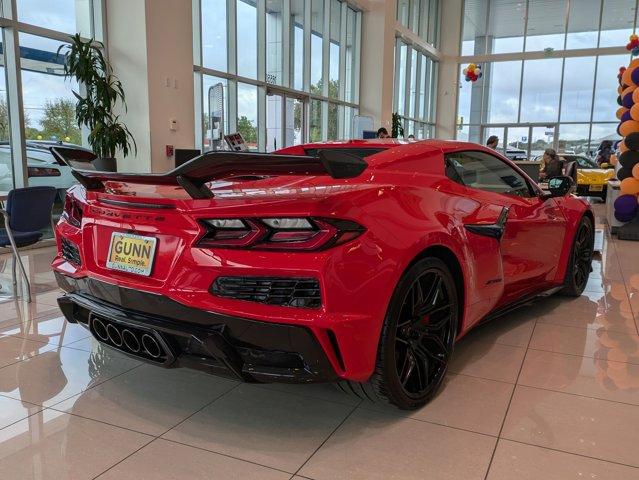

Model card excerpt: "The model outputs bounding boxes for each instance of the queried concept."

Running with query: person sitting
[539,148,563,181]
[486,135,499,150]
[377,127,390,139]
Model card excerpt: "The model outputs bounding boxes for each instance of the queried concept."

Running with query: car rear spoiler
[51,148,368,199]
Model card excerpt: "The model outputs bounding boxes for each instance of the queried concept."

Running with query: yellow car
[570,154,615,200]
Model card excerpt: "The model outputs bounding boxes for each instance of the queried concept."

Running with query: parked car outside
[0,141,89,196]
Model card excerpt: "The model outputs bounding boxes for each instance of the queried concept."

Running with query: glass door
[266,89,306,152]
[285,96,304,147]
[266,92,284,152]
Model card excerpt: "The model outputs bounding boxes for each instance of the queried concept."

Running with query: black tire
[345,257,459,410]
[562,216,594,297]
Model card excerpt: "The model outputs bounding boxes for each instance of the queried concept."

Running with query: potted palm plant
[58,34,135,171]
[391,112,405,139]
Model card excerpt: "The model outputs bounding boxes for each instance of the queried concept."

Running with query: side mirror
[541,176,575,200]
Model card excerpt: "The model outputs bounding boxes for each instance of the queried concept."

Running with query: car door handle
[464,207,510,241]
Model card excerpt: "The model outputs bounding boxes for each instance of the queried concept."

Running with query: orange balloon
[631,104,639,121]
[619,120,639,136]
[633,162,639,179]
[618,106,629,119]
[632,87,639,104]
[622,85,637,99]
[619,85,625,94]
[620,140,629,153]
[611,153,618,165]
[623,66,637,87]
[620,177,639,195]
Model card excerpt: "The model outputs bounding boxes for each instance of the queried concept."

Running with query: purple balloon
[623,91,635,108]
[622,110,633,122]
[615,209,637,222]
[632,68,639,85]
[614,140,621,150]
[614,194,638,222]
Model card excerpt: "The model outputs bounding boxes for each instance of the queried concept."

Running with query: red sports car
[52,140,594,409]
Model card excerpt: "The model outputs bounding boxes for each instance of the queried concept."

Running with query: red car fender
[552,196,594,284]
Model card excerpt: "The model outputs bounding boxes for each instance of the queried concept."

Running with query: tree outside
[0,98,83,145]
[33,98,82,144]
[309,79,340,141]
[237,115,257,146]
[0,98,32,142]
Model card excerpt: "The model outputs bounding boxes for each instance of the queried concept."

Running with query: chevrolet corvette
[52,140,594,409]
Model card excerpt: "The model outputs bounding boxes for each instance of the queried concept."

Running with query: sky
[19,33,78,127]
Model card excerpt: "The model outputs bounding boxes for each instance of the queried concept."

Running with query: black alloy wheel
[563,216,594,297]
[395,269,455,398]
[367,257,459,410]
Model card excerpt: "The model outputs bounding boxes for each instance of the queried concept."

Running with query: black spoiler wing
[51,148,368,199]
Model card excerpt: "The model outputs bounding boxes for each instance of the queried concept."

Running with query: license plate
[106,232,157,276]
[589,184,604,192]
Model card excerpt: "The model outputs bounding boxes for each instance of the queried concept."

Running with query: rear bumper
[577,183,606,198]
[55,272,338,383]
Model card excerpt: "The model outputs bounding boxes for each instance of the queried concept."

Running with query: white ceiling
[463,0,636,40]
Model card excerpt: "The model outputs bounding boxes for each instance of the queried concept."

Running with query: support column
[435,0,463,139]
[106,0,195,173]
[468,35,491,142]
[357,0,396,131]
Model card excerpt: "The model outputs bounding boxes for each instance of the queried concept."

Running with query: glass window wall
[195,0,361,148]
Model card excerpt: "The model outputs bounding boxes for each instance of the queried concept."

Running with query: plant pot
[91,157,117,172]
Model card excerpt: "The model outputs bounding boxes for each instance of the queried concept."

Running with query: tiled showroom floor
[0,203,638,479]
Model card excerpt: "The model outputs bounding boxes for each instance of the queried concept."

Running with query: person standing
[595,140,613,166]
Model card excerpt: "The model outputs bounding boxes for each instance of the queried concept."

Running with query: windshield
[561,155,597,169]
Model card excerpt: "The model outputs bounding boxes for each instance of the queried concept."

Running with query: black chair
[563,161,578,183]
[0,186,57,302]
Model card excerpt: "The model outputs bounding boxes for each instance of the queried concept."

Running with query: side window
[445,151,534,198]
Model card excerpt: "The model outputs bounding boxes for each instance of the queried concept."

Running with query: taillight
[200,219,265,247]
[197,217,364,251]
[63,194,83,228]
[28,167,61,177]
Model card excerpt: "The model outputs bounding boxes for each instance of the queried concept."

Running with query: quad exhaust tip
[89,316,168,362]
[92,318,109,342]
[122,329,140,353]
[106,324,123,347]
[141,334,162,359]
